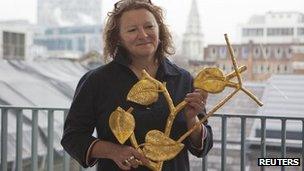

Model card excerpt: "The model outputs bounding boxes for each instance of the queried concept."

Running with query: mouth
[136,42,152,46]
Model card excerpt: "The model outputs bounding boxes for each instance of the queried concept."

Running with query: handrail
[0,105,303,171]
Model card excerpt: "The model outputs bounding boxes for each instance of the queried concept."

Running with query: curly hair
[103,0,175,63]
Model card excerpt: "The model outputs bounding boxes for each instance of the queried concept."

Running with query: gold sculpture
[108,34,263,170]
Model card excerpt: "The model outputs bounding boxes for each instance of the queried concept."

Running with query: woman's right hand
[109,144,150,170]
[90,140,149,170]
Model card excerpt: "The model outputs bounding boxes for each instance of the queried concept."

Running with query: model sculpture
[109,34,263,171]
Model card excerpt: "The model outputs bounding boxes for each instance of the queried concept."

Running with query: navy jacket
[61,54,213,171]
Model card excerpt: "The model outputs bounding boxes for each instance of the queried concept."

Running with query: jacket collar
[113,52,180,77]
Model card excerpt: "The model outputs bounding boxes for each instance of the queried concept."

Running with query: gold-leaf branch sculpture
[108,34,263,171]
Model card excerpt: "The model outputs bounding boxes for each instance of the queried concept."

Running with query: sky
[0,0,304,44]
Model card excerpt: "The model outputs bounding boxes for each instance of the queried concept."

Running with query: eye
[127,28,136,32]
[146,25,154,29]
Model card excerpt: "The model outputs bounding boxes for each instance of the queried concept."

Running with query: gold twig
[240,87,263,106]
[177,88,239,143]
[126,107,140,149]
[225,81,239,88]
[161,82,176,113]
[224,34,243,86]
[164,101,187,135]
[226,66,247,80]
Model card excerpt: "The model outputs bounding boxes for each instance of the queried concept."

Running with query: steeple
[182,0,204,61]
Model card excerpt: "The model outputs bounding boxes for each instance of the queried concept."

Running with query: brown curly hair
[103,0,175,63]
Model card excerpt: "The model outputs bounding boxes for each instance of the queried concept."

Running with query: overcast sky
[0,0,304,44]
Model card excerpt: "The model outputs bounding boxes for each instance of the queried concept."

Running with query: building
[181,0,204,61]
[35,0,103,59]
[239,11,304,44]
[37,0,102,27]
[203,42,304,81]
[0,20,36,60]
[33,25,103,59]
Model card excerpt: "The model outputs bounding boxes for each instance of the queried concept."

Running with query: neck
[131,55,156,67]
[129,55,159,78]
[131,54,159,69]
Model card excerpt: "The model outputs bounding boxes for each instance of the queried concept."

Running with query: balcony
[1,105,303,171]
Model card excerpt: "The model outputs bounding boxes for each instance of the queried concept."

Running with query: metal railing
[1,105,304,171]
[202,113,304,171]
[0,106,73,171]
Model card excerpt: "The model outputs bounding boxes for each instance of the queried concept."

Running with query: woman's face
[119,8,159,59]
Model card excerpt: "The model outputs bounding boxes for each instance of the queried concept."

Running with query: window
[242,28,263,37]
[210,47,217,58]
[267,28,294,36]
[262,46,271,59]
[277,65,280,73]
[2,31,25,60]
[284,65,288,72]
[275,47,283,59]
[297,28,304,35]
[286,48,293,58]
[260,65,264,73]
[254,47,261,58]
[219,47,226,59]
[242,47,249,59]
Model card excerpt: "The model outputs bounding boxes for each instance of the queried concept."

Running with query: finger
[117,160,131,170]
[188,102,204,112]
[194,89,208,101]
[185,96,203,105]
[127,156,138,168]
[187,92,204,101]
[129,159,139,168]
[131,149,149,165]
[194,88,207,94]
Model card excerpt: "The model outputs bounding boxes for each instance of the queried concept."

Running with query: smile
[136,42,152,46]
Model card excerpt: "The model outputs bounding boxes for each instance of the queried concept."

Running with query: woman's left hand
[184,89,208,120]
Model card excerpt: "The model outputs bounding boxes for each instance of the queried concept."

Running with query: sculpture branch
[225,34,243,86]
[164,100,187,136]
[177,88,239,143]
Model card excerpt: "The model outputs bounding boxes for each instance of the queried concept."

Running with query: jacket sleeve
[185,72,214,157]
[187,115,213,157]
[61,71,99,168]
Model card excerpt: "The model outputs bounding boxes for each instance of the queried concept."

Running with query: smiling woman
[119,9,160,78]
[61,0,213,170]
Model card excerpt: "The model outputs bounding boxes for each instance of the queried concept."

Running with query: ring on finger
[123,159,130,166]
[127,156,135,161]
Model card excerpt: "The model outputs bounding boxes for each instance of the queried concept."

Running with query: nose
[138,27,148,39]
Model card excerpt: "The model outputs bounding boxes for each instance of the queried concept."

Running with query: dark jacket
[61,54,213,171]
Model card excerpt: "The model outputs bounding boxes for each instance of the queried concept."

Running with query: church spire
[182,0,204,61]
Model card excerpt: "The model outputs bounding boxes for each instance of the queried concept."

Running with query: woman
[61,0,213,170]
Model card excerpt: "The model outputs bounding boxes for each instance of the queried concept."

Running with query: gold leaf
[109,107,135,144]
[194,67,227,93]
[143,130,184,161]
[127,78,159,105]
